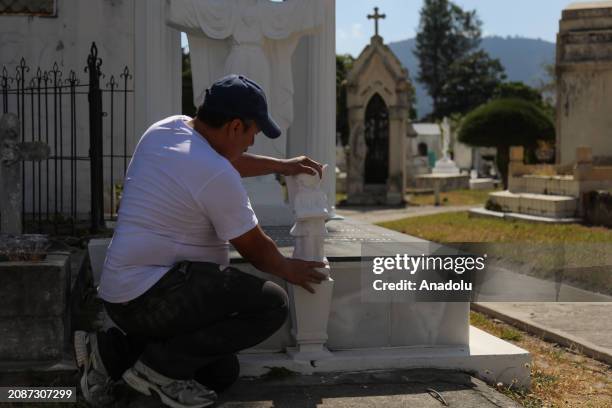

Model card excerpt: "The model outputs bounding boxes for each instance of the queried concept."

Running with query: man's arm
[230,225,326,293]
[231,153,323,178]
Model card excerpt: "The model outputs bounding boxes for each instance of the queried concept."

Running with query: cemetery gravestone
[0,113,50,234]
[0,114,69,365]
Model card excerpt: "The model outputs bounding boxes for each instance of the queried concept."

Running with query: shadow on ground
[118,369,519,408]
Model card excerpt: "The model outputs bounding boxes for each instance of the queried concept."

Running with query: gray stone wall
[0,252,71,362]
[556,3,612,164]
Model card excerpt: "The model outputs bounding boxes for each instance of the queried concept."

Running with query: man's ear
[231,118,245,135]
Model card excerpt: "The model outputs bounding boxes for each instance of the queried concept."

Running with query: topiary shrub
[458,98,555,187]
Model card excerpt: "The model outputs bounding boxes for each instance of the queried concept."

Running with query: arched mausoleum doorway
[364,93,389,184]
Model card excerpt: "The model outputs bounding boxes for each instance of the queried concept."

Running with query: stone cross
[367,7,386,37]
[0,113,50,234]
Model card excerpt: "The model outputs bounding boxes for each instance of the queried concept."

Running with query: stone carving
[0,113,50,234]
[289,170,329,221]
[167,0,324,158]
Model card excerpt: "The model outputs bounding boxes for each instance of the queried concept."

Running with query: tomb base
[240,326,531,388]
[0,252,71,363]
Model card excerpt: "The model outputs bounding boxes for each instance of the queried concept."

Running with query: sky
[336,0,582,56]
[181,0,589,56]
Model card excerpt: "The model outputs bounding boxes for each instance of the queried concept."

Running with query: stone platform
[469,178,497,190]
[469,207,582,224]
[487,191,578,219]
[230,218,531,387]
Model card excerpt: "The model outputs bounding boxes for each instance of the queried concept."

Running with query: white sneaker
[74,331,115,407]
[122,360,217,408]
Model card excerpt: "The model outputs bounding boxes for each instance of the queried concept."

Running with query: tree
[458,98,555,187]
[414,0,482,117]
[437,50,506,117]
[493,81,542,104]
[493,81,555,120]
[538,63,557,107]
[336,54,354,146]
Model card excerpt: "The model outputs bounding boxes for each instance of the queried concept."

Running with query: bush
[458,98,555,186]
[459,98,554,147]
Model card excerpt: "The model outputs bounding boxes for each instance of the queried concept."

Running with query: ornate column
[135,0,181,137]
[285,168,334,360]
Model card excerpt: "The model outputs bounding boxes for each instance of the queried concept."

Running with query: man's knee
[261,281,288,329]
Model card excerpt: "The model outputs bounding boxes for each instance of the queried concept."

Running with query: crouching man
[74,74,326,408]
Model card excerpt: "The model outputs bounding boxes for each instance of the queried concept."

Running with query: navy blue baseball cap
[202,74,281,139]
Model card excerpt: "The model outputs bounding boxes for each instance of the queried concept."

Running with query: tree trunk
[496,145,510,189]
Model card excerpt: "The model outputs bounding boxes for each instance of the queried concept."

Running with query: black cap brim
[257,114,281,139]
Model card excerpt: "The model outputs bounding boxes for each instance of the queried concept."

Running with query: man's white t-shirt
[98,115,258,303]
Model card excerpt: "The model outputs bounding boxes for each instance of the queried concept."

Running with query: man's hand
[281,258,327,294]
[280,156,323,178]
[230,225,327,293]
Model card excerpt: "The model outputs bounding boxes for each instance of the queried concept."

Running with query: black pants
[96,261,288,392]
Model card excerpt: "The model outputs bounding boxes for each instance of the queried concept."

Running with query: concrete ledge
[469,178,497,190]
[415,174,470,192]
[469,207,582,224]
[472,303,612,366]
[488,191,578,218]
[239,326,531,388]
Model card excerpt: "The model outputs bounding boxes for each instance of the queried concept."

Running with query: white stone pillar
[289,0,336,215]
[285,171,334,360]
[134,0,182,138]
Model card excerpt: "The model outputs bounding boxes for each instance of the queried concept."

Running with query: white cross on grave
[0,113,50,234]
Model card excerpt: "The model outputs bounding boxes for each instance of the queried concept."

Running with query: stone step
[509,174,579,197]
[489,191,578,218]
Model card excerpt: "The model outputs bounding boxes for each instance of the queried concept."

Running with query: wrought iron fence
[0,42,133,234]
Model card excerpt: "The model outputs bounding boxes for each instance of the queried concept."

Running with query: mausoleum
[556,1,612,165]
[345,8,414,205]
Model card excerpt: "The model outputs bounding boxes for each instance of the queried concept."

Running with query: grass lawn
[378,211,612,243]
[407,188,496,207]
[471,311,612,408]
[379,211,612,293]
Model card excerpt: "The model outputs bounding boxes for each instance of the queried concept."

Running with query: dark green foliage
[459,98,555,186]
[494,81,543,105]
[494,80,555,120]
[438,50,506,117]
[414,0,483,117]
[459,98,555,147]
[336,54,355,146]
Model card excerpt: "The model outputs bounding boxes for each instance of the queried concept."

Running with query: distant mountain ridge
[386,36,556,119]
